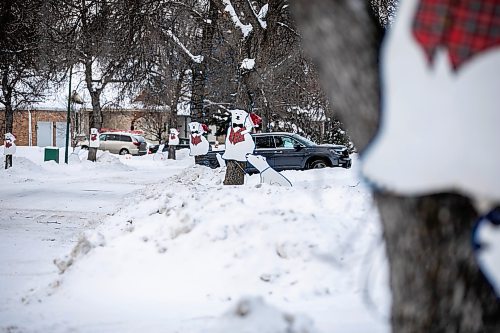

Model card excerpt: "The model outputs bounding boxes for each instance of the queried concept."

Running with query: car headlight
[329,149,341,155]
[330,148,348,157]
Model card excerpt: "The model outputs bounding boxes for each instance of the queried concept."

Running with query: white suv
[79,132,148,156]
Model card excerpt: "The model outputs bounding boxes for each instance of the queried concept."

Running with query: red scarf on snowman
[413,0,500,70]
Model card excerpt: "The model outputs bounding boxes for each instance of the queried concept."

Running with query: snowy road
[0,179,140,314]
[0,148,192,330]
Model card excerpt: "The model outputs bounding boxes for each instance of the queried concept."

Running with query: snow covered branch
[244,0,268,29]
[222,0,253,38]
[166,30,204,64]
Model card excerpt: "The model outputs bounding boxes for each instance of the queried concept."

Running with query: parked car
[79,132,148,156]
[198,132,351,172]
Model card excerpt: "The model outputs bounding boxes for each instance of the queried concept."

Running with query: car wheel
[309,159,329,169]
[119,148,129,155]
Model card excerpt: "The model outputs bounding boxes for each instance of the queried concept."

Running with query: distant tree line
[0,0,351,148]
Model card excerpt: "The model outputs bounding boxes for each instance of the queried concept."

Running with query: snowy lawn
[0,147,390,333]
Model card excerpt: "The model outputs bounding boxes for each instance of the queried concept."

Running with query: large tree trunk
[5,154,12,169]
[167,145,176,160]
[2,75,14,169]
[84,60,103,162]
[291,0,500,332]
[377,193,500,332]
[87,89,102,162]
[190,0,218,122]
[1,70,14,134]
[223,160,246,185]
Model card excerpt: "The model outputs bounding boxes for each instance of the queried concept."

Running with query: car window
[133,135,145,142]
[106,134,119,141]
[255,136,274,149]
[274,136,300,148]
[120,135,132,142]
[99,134,106,141]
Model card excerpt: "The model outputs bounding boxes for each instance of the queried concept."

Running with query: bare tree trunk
[167,145,176,160]
[224,160,246,185]
[378,193,500,332]
[87,87,102,162]
[170,69,186,130]
[1,71,14,134]
[291,0,500,332]
[190,0,218,122]
[2,75,14,169]
[5,155,12,169]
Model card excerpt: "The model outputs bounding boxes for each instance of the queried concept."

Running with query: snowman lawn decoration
[168,128,180,160]
[222,109,256,162]
[188,122,209,157]
[362,0,500,202]
[4,133,16,169]
[222,109,261,185]
[360,0,500,305]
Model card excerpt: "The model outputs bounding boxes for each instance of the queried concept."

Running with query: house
[0,106,192,147]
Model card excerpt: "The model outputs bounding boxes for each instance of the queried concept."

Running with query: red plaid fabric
[228,128,246,144]
[413,0,500,70]
[191,135,202,146]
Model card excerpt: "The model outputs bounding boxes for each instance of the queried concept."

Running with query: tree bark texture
[167,145,176,160]
[5,154,12,169]
[223,160,246,185]
[190,0,218,122]
[291,0,500,332]
[377,193,500,332]
[1,70,14,134]
[87,147,97,162]
[170,69,186,130]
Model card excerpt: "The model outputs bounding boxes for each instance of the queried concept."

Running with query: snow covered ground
[0,147,390,333]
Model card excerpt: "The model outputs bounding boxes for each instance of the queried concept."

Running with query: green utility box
[44,147,60,163]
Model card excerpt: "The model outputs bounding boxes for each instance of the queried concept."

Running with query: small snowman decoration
[3,133,16,169]
[168,128,180,146]
[4,133,16,155]
[188,122,209,156]
[222,109,258,162]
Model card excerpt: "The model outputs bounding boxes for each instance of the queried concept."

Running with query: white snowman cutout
[222,109,256,162]
[89,128,100,148]
[168,128,180,146]
[473,207,500,297]
[362,0,500,201]
[188,122,209,156]
[3,133,16,155]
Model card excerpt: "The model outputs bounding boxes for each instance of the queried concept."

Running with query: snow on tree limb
[222,0,253,38]
[257,3,268,29]
[244,0,267,29]
[241,58,255,70]
[166,30,204,64]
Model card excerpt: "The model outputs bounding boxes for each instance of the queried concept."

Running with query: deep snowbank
[1,147,390,332]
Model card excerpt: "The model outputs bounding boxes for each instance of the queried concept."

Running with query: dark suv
[200,132,351,172]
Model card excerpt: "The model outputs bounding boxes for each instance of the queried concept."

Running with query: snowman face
[188,122,202,135]
[170,128,179,135]
[231,109,249,127]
